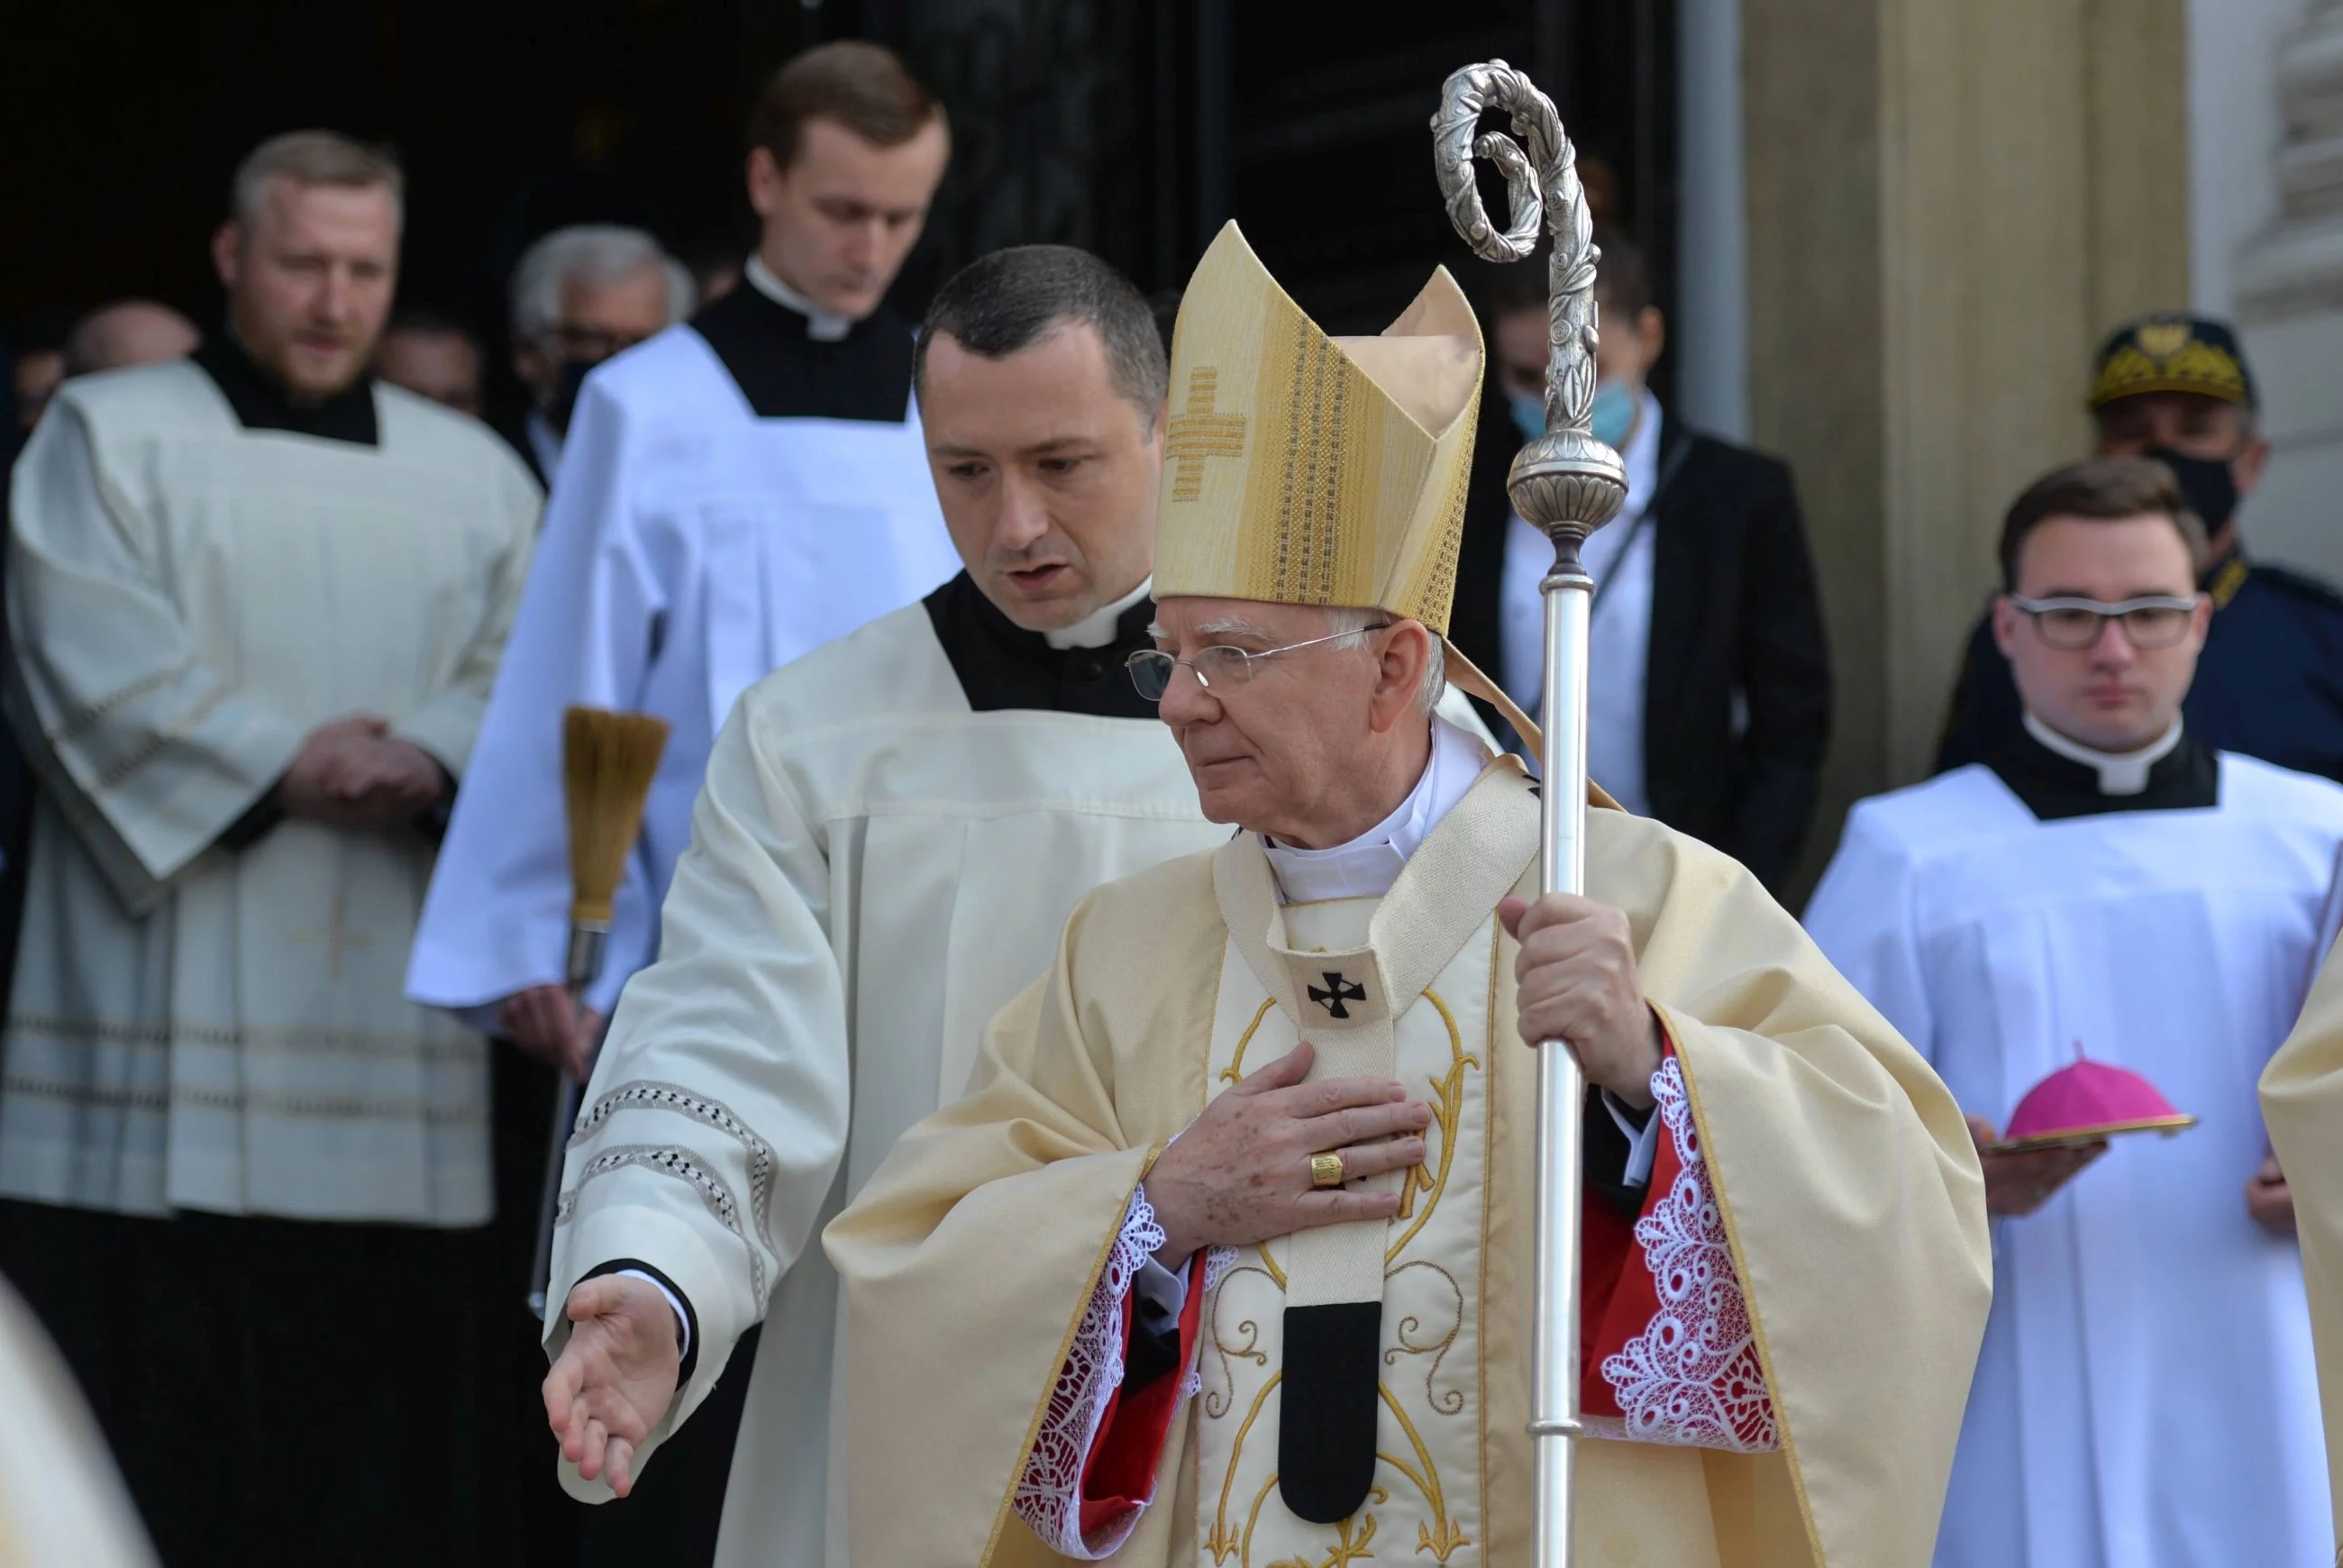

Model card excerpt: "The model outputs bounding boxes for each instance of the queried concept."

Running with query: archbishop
[824,224,1992,1566]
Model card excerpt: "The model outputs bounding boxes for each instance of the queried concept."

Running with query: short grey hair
[914,245,1168,430]
[509,224,696,344]
[1324,606,1446,716]
[232,130,404,228]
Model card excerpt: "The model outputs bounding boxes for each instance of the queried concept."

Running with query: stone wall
[1745,0,2189,889]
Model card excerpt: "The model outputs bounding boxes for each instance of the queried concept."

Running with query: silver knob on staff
[1432,59,1627,1568]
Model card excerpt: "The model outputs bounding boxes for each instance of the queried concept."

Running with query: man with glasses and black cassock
[1810,457,2343,1568]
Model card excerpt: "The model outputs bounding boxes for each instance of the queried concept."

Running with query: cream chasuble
[0,361,539,1223]
[826,761,1992,1567]
[542,597,1225,1566]
[2263,943,2343,1553]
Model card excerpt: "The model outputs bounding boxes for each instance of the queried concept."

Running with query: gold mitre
[1154,223,1481,634]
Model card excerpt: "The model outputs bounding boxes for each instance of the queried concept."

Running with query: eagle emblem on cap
[2135,319,2192,359]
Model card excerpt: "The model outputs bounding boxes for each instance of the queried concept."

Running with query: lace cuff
[1596,1055,1780,1453]
[1010,1187,1166,1559]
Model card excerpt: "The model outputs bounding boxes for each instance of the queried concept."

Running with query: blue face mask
[1507,390,1545,445]
[1590,379,1637,450]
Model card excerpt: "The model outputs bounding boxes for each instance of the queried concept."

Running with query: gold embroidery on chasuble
[1193,898,1497,1566]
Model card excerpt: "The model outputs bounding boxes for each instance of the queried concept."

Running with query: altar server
[1810,456,2341,1568]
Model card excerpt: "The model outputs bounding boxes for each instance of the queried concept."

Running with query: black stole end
[1277,1300,1381,1523]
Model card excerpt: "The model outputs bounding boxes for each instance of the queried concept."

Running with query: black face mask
[2145,445,2241,536]
[546,355,600,436]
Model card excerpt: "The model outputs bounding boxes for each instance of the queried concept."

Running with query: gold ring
[1309,1152,1345,1190]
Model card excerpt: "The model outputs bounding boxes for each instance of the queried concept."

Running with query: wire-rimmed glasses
[1124,623,1391,701]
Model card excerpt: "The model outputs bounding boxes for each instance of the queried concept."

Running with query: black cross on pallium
[1308,971,1366,1019]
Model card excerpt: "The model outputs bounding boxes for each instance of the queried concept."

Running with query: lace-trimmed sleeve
[1010,1187,1167,1558]
[1595,1055,1780,1453]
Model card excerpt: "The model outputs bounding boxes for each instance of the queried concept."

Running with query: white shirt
[1499,388,1664,815]
[1261,714,1488,902]
[745,254,854,342]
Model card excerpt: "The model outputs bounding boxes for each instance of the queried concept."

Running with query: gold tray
[1982,1114,2198,1155]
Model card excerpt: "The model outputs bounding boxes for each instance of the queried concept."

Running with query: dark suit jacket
[1451,397,1832,892]
[493,410,551,491]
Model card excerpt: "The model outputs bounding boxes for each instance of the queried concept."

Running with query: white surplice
[543,599,1224,1566]
[405,324,958,1021]
[0,363,540,1223]
[1804,750,2343,1568]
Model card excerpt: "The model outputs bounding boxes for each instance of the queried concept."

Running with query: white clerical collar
[2022,711,2183,796]
[1044,577,1152,651]
[1263,716,1492,903]
[745,254,854,342]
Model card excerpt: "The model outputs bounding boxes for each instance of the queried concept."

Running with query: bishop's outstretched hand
[542,1273,681,1499]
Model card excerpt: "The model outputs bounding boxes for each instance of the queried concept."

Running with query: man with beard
[0,129,538,1563]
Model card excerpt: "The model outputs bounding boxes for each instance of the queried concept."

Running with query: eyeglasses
[1124,624,1390,701]
[2007,594,2202,651]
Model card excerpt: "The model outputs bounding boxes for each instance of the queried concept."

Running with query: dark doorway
[3,0,1673,357]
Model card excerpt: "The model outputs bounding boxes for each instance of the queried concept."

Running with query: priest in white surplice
[533,247,1233,1567]
[407,41,958,1067]
[1806,457,2341,1568]
[406,50,957,1543]
[0,132,538,1563]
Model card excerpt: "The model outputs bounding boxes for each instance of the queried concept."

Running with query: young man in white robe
[528,245,1231,1566]
[0,131,540,1562]
[409,39,957,1071]
[1806,456,2343,1568]
[2264,950,2343,1559]
[816,223,1992,1565]
[403,42,958,1552]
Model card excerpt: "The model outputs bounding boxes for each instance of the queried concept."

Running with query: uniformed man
[1937,314,2343,782]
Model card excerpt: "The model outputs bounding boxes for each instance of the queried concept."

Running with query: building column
[2237,0,2343,585]
[1742,0,2188,879]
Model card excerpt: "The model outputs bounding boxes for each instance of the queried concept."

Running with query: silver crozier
[1432,59,1628,1568]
